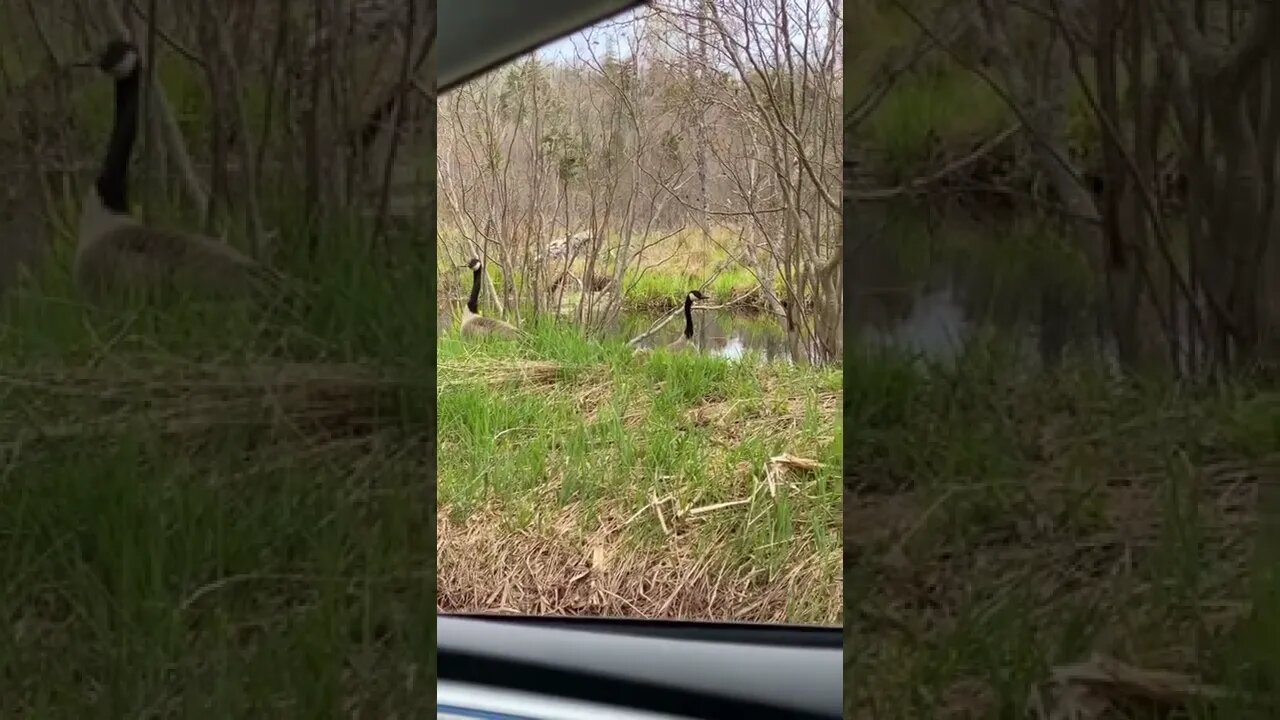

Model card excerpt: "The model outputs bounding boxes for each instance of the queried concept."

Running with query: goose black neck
[682,296,694,339]
[97,69,141,214]
[467,267,482,313]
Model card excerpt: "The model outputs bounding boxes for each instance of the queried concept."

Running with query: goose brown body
[75,39,276,301]
[75,202,273,298]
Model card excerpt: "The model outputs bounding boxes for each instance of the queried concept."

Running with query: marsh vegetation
[0,1,435,715]
[436,0,844,623]
[847,1,1280,716]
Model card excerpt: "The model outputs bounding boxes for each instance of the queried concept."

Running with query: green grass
[846,5,1116,182]
[867,69,1007,171]
[0,219,436,716]
[843,343,1280,718]
[436,321,842,622]
[438,226,776,312]
[622,264,762,308]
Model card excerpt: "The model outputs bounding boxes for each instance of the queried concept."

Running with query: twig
[850,125,1019,201]
[125,0,209,70]
[371,0,424,245]
[624,284,760,348]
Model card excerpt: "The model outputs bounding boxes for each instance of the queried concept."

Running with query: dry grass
[437,327,843,623]
[437,357,567,390]
[850,458,1268,643]
[0,356,435,716]
[438,504,840,621]
[1,359,428,447]
[844,353,1280,717]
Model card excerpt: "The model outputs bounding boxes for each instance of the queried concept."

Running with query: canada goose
[666,289,706,351]
[460,257,520,339]
[74,39,278,300]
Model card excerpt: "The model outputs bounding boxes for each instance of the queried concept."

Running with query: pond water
[439,206,1087,366]
[848,203,1099,365]
[437,298,794,362]
[621,309,792,361]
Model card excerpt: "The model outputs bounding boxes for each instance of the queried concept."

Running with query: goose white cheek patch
[108,52,138,79]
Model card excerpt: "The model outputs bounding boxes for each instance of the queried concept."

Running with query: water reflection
[622,310,791,363]
[861,285,970,360]
[719,335,747,361]
[849,203,1097,365]
[436,300,795,363]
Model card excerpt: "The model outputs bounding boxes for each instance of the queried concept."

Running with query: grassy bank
[844,345,1280,718]
[0,235,436,716]
[436,322,842,622]
[847,7,1107,182]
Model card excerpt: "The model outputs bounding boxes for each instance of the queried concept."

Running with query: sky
[519,4,837,68]
[528,8,642,64]
[542,36,580,62]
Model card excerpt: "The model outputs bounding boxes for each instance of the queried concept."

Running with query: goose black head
[97,40,140,80]
[686,290,706,302]
[466,257,482,272]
